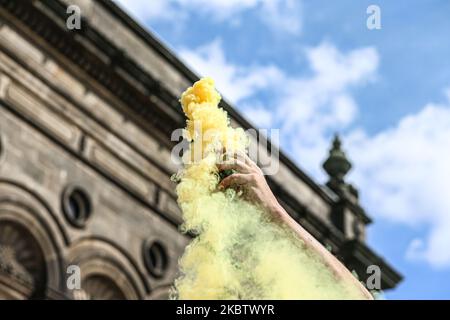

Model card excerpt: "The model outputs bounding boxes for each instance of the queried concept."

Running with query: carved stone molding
[0,221,44,298]
[67,238,146,300]
[0,180,67,298]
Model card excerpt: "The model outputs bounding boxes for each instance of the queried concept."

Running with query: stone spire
[323,134,351,184]
[322,134,360,201]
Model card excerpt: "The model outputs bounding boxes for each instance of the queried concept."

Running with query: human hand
[217,152,284,218]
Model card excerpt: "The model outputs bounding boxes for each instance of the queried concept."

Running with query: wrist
[269,202,289,221]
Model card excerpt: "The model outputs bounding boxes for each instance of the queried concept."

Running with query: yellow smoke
[173,77,365,299]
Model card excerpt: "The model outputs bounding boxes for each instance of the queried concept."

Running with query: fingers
[236,151,253,165]
[219,173,252,189]
[222,149,247,162]
[222,150,258,169]
[217,159,250,174]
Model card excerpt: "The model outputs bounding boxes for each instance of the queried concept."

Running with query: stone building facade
[0,0,401,299]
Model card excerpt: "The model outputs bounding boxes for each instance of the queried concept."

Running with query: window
[62,185,92,228]
[143,240,168,278]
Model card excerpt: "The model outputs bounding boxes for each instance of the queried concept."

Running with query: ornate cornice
[0,0,183,142]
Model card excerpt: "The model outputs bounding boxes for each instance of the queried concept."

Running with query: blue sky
[115,0,450,299]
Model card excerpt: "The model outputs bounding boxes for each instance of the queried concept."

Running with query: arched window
[0,220,46,299]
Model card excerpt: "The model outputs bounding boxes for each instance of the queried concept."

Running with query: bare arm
[218,152,373,300]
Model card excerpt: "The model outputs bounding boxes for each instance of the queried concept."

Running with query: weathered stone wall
[0,20,188,299]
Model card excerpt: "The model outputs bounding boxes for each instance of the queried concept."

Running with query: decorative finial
[332,134,342,150]
[322,133,352,186]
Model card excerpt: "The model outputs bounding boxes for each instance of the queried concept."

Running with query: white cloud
[240,103,274,128]
[114,0,302,34]
[275,42,379,178]
[260,0,302,35]
[177,0,262,19]
[346,99,450,268]
[178,39,283,104]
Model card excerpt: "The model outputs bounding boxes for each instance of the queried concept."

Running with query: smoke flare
[173,78,366,299]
